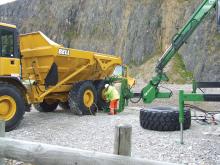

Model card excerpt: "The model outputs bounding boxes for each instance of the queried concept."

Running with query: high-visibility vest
[104,86,119,101]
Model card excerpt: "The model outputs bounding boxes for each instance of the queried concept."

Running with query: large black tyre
[95,80,109,110]
[140,106,191,131]
[34,100,59,112]
[0,82,25,132]
[68,81,97,115]
[59,102,70,110]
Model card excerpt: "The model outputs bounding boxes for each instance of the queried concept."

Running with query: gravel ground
[4,84,220,165]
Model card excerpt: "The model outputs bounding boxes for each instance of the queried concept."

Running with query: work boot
[108,109,114,115]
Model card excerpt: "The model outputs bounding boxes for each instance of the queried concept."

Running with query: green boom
[110,0,217,113]
[141,0,216,104]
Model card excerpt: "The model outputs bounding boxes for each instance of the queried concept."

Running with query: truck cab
[0,23,27,132]
[0,22,20,77]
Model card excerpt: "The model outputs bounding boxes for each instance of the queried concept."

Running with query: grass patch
[128,52,193,84]
[167,53,193,84]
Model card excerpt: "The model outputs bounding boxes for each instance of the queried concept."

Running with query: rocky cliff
[0,0,219,82]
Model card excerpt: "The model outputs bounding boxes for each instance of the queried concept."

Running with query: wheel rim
[0,95,16,121]
[83,89,94,108]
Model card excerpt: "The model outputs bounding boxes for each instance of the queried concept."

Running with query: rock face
[0,0,219,81]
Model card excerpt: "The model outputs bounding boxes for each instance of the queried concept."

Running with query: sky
[0,0,16,5]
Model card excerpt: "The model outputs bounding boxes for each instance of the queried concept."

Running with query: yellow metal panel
[44,94,68,103]
[127,75,136,88]
[0,58,20,76]
[20,31,60,50]
[38,63,90,100]
[20,31,124,103]
[20,31,122,85]
[0,22,16,29]
[38,85,72,93]
[94,53,122,71]
[26,85,71,104]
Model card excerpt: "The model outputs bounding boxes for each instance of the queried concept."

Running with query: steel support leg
[180,123,184,144]
[179,90,184,144]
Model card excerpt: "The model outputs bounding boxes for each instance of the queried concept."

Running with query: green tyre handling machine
[108,0,220,144]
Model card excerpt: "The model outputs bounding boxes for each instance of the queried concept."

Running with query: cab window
[113,65,123,77]
[0,29,14,57]
[112,65,127,77]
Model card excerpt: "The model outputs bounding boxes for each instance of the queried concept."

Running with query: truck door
[0,27,20,76]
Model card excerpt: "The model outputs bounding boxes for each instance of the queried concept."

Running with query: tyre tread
[68,81,97,115]
[140,107,191,131]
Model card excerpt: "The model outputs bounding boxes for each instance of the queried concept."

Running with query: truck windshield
[113,66,123,76]
[112,65,127,77]
[0,29,14,58]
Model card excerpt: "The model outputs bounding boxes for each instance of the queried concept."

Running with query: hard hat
[105,84,109,88]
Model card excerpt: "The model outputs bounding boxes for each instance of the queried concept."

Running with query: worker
[104,84,120,115]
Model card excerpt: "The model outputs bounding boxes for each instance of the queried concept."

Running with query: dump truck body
[20,31,122,103]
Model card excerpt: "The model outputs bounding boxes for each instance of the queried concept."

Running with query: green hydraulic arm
[112,0,217,112]
[110,0,217,112]
[109,0,219,144]
[141,0,216,104]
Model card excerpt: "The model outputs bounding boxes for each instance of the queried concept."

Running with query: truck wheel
[95,80,109,111]
[140,106,191,131]
[0,82,25,132]
[69,81,97,115]
[59,102,70,110]
[34,100,58,112]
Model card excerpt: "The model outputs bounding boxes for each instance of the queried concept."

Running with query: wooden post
[0,120,5,165]
[114,124,132,156]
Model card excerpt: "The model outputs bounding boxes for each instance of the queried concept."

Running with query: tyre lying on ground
[140,106,191,131]
[0,82,26,132]
[68,81,98,115]
[34,100,59,112]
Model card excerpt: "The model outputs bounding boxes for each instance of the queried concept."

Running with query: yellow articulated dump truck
[0,22,127,131]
